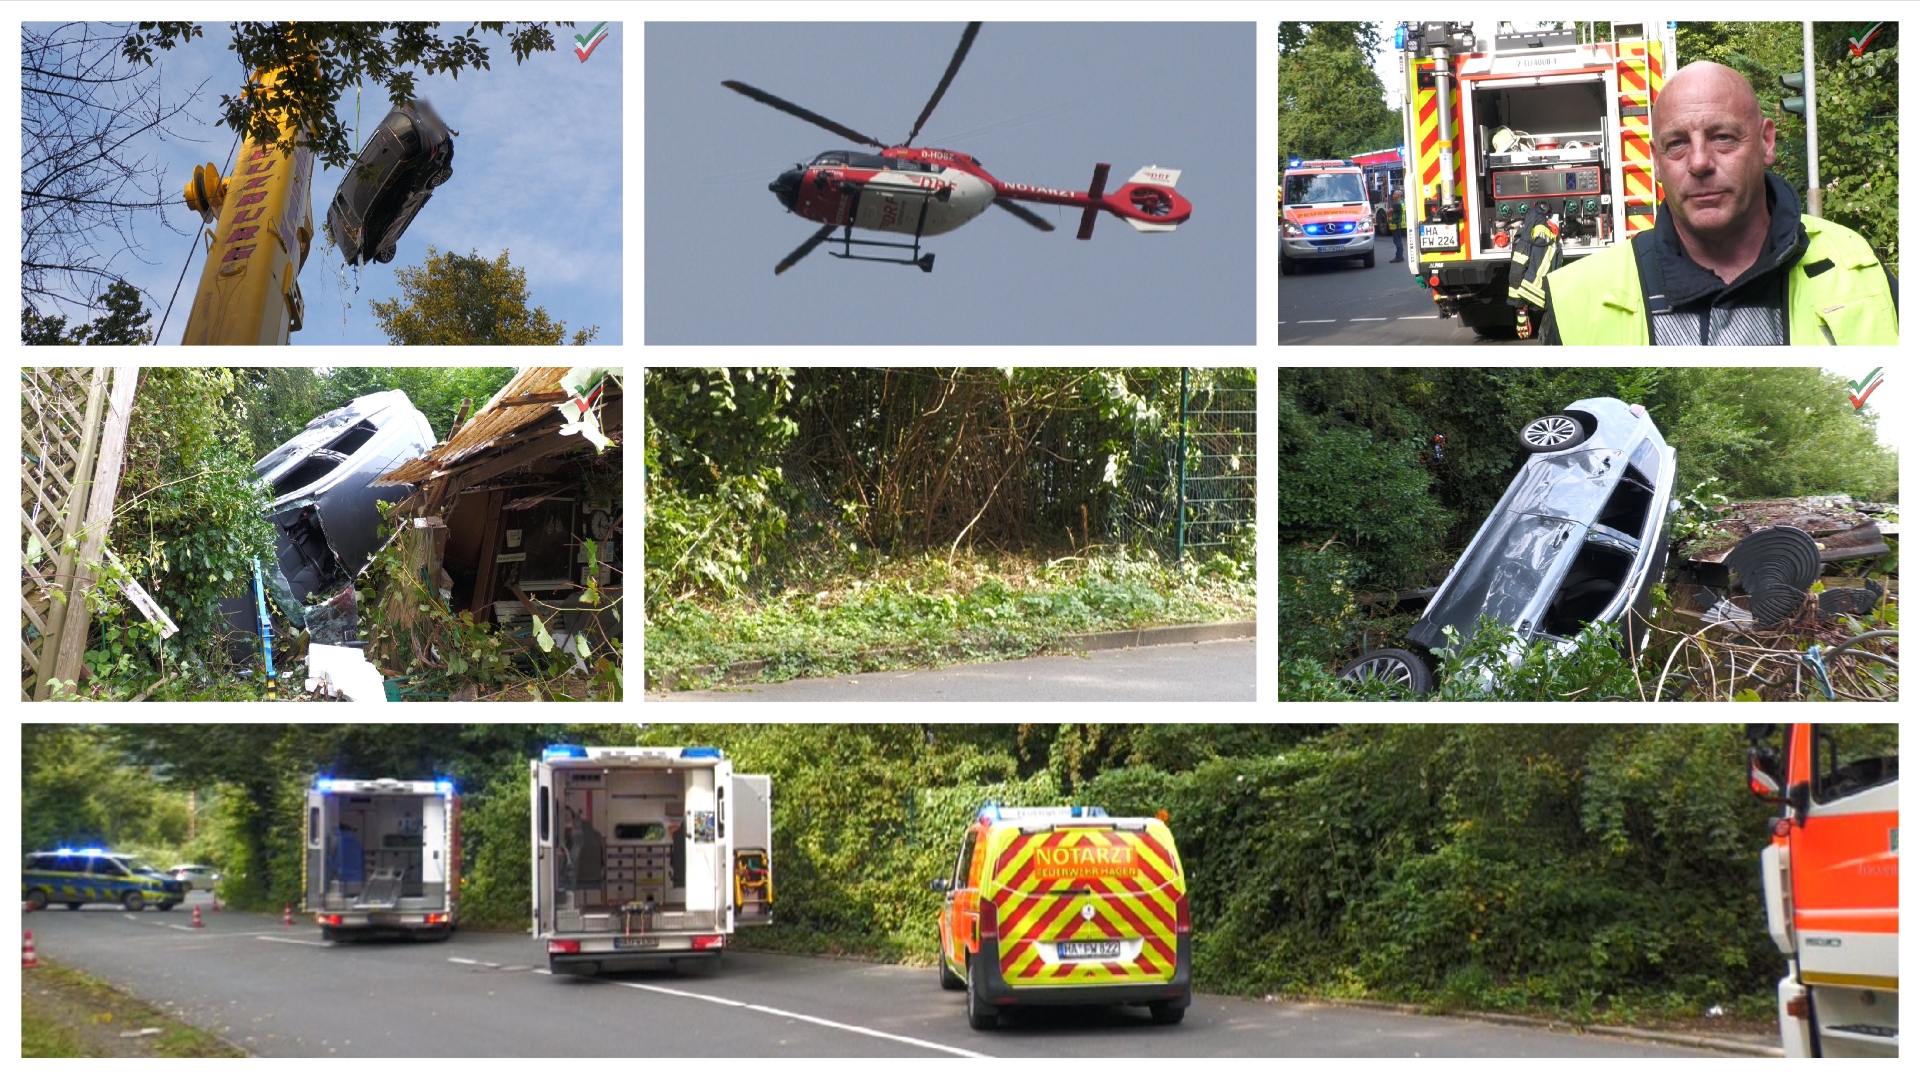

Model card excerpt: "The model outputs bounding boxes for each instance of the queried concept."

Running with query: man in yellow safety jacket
[1543,61,1897,345]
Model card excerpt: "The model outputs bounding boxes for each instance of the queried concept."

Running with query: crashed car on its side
[1340,397,1679,693]
[222,391,436,648]
[326,101,455,266]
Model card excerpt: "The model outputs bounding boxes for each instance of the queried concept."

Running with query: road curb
[1278,996,1779,1056]
[650,620,1256,691]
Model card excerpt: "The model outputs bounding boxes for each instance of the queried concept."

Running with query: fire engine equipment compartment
[1472,79,1615,253]
[305,777,460,941]
[533,746,773,976]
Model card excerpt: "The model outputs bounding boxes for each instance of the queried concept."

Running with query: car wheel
[939,953,965,991]
[427,166,452,189]
[1518,414,1589,453]
[122,891,145,912]
[965,952,998,1031]
[1280,254,1296,276]
[1149,1002,1187,1025]
[24,888,49,911]
[66,902,84,911]
[1338,648,1434,696]
[157,902,176,912]
[375,245,397,264]
[1362,248,1376,269]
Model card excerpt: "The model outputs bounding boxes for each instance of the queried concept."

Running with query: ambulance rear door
[733,774,774,927]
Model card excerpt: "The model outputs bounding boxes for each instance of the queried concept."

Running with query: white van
[532,745,773,975]
[304,777,460,941]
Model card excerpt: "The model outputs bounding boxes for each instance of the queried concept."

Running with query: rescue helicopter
[724,22,1191,274]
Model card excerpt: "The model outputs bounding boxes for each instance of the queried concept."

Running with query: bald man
[1543,61,1897,345]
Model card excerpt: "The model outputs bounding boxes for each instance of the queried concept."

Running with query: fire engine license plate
[1056,940,1123,960]
[1419,224,1460,251]
[614,936,659,950]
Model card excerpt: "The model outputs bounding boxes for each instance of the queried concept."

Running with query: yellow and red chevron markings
[988,827,1183,986]
[1409,62,1470,260]
[1618,39,1665,236]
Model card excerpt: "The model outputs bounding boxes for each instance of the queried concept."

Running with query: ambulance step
[1823,1024,1898,1050]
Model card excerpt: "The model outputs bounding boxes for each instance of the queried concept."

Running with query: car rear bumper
[976,934,1192,1008]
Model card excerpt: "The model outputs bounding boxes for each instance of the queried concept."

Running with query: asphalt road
[658,639,1256,702]
[25,902,1723,1057]
[1278,237,1542,347]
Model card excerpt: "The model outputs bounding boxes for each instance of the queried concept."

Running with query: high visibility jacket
[1545,215,1898,345]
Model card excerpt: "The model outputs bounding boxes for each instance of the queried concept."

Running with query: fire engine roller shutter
[989,827,1182,986]
[1618,39,1665,236]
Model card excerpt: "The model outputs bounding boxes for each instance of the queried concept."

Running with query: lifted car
[1340,397,1679,692]
[326,101,455,266]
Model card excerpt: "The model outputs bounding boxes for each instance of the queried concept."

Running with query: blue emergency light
[434,779,455,794]
[681,747,722,759]
[314,777,338,792]
[543,745,589,760]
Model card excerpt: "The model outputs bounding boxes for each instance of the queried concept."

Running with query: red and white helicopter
[724,22,1191,274]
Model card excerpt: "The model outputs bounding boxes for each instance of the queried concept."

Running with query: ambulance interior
[313,791,444,912]
[1471,79,1614,250]
[547,764,716,933]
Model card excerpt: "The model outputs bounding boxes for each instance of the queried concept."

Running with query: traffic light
[1780,72,1808,118]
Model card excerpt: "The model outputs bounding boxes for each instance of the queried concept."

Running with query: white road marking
[160,923,197,933]
[1350,317,1386,322]
[256,935,333,948]
[448,957,481,965]
[1297,319,1336,324]
[1398,315,1441,320]
[607,978,989,1058]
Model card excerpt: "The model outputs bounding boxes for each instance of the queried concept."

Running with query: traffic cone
[212,894,222,913]
[192,904,203,928]
[283,903,293,926]
[23,930,38,968]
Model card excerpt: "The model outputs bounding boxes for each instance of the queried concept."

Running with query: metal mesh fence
[1108,370,1257,561]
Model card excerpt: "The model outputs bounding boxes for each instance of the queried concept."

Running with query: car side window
[953,829,978,890]
[31,855,59,871]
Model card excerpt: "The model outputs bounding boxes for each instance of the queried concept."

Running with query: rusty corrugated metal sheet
[380,366,580,485]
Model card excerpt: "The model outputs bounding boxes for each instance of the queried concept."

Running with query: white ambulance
[304,777,460,941]
[532,745,774,975]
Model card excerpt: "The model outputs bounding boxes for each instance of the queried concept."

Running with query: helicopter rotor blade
[994,198,1056,232]
[775,224,837,276]
[904,22,981,147]
[723,80,887,149]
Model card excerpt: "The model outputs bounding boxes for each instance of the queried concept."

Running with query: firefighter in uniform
[1543,61,1897,345]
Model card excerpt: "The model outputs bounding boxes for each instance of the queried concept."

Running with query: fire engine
[1395,20,1675,336]
[1746,723,1898,1057]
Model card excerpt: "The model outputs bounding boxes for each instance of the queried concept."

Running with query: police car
[23,849,188,911]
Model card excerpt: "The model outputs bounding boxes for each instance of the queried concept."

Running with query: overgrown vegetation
[27,723,1815,1027]
[645,368,1255,687]
[1276,367,1899,701]
[23,962,247,1058]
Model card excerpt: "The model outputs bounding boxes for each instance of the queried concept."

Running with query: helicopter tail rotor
[1106,166,1189,235]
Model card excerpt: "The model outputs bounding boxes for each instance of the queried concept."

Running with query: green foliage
[1277,24,1399,161]
[122,22,569,171]
[1275,544,1359,666]
[21,727,192,853]
[646,550,1251,689]
[21,280,155,345]
[1431,619,1650,702]
[370,247,597,345]
[1651,368,1897,500]
[88,369,278,695]
[1274,426,1446,587]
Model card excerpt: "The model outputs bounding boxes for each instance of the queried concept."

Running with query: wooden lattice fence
[20,366,137,701]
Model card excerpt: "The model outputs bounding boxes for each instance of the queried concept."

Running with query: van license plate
[1419,224,1459,251]
[1057,940,1123,960]
[614,936,659,950]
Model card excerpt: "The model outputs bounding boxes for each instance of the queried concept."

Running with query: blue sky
[24,20,622,345]
[646,22,1256,345]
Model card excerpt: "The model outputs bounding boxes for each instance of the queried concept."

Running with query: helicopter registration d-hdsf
[725,23,1191,275]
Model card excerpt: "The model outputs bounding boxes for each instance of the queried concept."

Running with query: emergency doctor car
[933,804,1191,1030]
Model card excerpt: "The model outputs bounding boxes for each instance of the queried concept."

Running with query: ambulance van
[933,804,1191,1030]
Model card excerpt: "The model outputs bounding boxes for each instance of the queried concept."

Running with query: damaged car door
[223,391,436,648]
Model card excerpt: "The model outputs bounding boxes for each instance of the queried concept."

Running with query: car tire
[1518,413,1590,454]
[1338,648,1434,695]
[375,245,397,264]
[939,954,965,991]
[24,888,49,911]
[157,902,176,912]
[122,891,145,912]
[427,166,452,189]
[965,952,998,1031]
[1281,253,1297,276]
[1362,248,1376,269]
[1149,1002,1187,1025]
[66,902,84,912]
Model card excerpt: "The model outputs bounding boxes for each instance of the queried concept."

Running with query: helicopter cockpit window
[810,151,897,171]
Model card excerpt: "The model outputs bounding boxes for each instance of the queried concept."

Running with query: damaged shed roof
[380,366,622,509]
